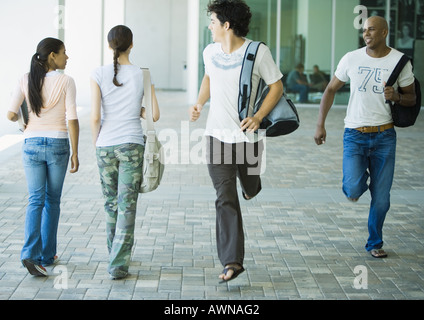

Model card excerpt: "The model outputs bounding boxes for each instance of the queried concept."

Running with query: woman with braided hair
[90,25,160,280]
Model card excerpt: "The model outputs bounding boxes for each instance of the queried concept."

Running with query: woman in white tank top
[90,25,160,280]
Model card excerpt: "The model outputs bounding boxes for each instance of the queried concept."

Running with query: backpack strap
[385,54,410,103]
[386,55,410,87]
[238,41,263,121]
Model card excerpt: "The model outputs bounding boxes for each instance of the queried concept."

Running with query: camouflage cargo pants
[96,143,144,276]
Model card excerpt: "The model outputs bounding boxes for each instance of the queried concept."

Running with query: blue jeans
[21,138,70,266]
[288,84,309,102]
[342,128,396,251]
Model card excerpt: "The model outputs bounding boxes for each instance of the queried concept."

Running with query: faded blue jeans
[288,83,309,103]
[342,128,396,252]
[21,138,70,266]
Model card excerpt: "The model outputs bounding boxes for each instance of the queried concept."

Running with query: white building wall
[125,0,188,91]
[187,0,200,104]
[0,0,59,134]
[102,0,126,66]
[64,0,103,109]
[0,0,197,113]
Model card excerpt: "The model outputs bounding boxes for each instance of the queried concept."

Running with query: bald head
[365,16,389,31]
[363,16,389,51]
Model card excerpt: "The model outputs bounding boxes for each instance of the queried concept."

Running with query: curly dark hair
[207,0,252,38]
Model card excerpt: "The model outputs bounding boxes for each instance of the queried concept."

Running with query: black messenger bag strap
[385,54,410,103]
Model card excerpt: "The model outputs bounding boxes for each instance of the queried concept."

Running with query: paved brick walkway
[0,91,423,300]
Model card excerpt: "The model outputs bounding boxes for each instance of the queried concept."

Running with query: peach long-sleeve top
[9,71,78,138]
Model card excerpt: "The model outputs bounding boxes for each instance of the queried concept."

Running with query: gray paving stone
[0,92,423,301]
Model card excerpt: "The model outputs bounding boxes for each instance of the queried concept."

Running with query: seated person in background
[287,63,309,103]
[309,65,328,91]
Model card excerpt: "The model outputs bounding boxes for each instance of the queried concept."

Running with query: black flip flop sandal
[242,192,252,200]
[219,266,245,284]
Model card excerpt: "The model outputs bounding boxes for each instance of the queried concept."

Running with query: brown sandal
[370,249,387,258]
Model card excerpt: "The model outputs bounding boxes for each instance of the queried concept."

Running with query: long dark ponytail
[28,38,64,116]
[107,25,133,87]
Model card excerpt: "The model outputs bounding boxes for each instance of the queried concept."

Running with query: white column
[386,0,391,46]
[187,0,200,104]
[276,0,281,70]
[64,0,103,107]
[103,0,125,66]
[330,0,336,77]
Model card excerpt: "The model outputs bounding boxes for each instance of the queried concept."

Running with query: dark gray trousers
[206,136,263,267]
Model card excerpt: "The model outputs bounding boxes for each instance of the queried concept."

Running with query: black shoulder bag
[385,55,421,128]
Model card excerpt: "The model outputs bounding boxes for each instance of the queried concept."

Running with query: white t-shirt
[203,39,283,143]
[91,64,146,147]
[10,71,78,139]
[335,47,415,128]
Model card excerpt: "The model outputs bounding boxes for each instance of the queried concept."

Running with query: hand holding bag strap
[385,54,410,103]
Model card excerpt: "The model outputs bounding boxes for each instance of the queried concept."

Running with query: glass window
[360,0,423,85]
[198,0,422,105]
[197,0,333,104]
[246,0,278,58]
[197,0,284,94]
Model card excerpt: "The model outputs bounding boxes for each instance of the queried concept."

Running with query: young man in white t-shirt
[189,0,283,282]
[314,16,417,258]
